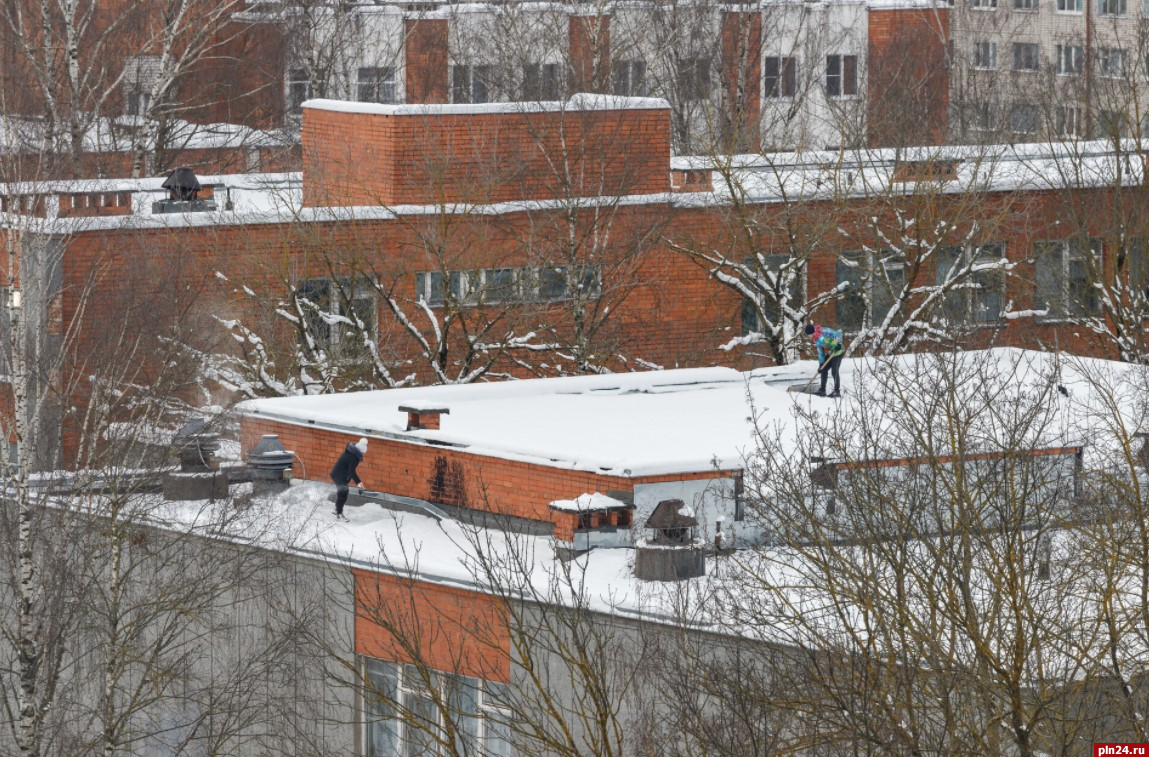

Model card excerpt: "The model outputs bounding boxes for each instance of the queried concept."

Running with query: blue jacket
[815,327,845,362]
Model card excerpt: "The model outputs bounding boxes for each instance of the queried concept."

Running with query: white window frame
[1099,48,1126,78]
[1013,0,1038,10]
[1033,238,1102,320]
[1056,0,1084,10]
[286,68,311,115]
[1012,43,1040,71]
[1009,102,1039,133]
[522,62,561,101]
[1055,44,1084,75]
[764,56,797,99]
[935,243,1006,325]
[363,659,513,757]
[973,40,998,69]
[611,60,647,96]
[296,276,377,358]
[971,0,998,9]
[825,54,858,97]
[451,64,492,104]
[1099,0,1127,14]
[836,251,906,333]
[677,57,711,101]
[1056,105,1087,137]
[358,67,397,104]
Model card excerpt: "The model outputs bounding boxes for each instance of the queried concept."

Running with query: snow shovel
[787,364,824,395]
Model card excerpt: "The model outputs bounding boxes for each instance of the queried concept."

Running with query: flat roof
[240,349,1130,478]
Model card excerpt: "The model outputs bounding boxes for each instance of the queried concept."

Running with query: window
[1121,240,1149,294]
[973,41,998,69]
[836,252,905,332]
[1014,0,1038,9]
[1056,105,1087,136]
[358,67,397,103]
[1098,109,1129,138]
[522,62,560,101]
[741,255,804,335]
[612,60,647,96]
[535,265,602,302]
[124,55,159,117]
[1010,103,1038,133]
[364,659,512,757]
[451,64,492,104]
[971,101,999,131]
[1100,0,1126,14]
[825,55,858,97]
[764,56,797,98]
[1057,0,1083,9]
[971,0,998,7]
[1034,238,1101,318]
[287,68,311,115]
[1056,44,1084,74]
[1099,48,1125,77]
[296,277,376,359]
[677,57,710,101]
[1012,43,1040,71]
[418,265,601,306]
[936,244,1005,324]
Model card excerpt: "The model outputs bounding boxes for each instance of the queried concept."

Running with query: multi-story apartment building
[950,0,1149,142]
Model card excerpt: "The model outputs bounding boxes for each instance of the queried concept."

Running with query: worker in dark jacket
[330,437,367,520]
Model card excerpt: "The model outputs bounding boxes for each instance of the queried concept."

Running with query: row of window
[415,265,603,307]
[286,55,858,111]
[973,41,1133,78]
[969,100,1143,137]
[744,240,1123,336]
[364,659,512,757]
[972,0,1133,13]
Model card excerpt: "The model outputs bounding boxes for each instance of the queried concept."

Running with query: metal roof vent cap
[162,167,201,201]
[247,434,294,473]
[172,417,220,472]
[634,499,706,581]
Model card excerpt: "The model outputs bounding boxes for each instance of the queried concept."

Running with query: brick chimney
[400,404,450,431]
[405,15,449,104]
[568,12,610,95]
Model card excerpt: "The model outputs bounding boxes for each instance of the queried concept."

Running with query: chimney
[399,403,450,431]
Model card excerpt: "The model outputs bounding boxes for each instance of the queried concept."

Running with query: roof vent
[163,417,228,501]
[399,403,449,431]
[633,499,706,581]
[153,167,217,213]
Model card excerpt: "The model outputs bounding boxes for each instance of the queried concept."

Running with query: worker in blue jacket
[806,323,845,397]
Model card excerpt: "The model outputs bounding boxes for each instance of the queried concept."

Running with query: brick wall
[301,100,672,207]
[568,14,611,95]
[239,416,738,541]
[720,10,763,153]
[354,569,511,681]
[868,7,950,147]
[405,17,449,104]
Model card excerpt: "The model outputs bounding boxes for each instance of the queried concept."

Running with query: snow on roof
[302,92,669,117]
[548,492,631,512]
[240,349,1139,478]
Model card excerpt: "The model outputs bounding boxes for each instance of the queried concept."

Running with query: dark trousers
[334,483,349,515]
[819,354,843,393]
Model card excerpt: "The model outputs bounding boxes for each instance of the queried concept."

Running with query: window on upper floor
[970,101,999,131]
[1098,109,1129,138]
[973,41,998,69]
[1099,48,1126,77]
[936,243,1006,325]
[1014,0,1038,10]
[451,64,492,104]
[1009,102,1039,133]
[287,68,311,115]
[971,0,998,8]
[295,277,376,360]
[1033,238,1102,319]
[1012,43,1040,71]
[741,255,804,335]
[358,67,397,104]
[612,60,647,96]
[1057,0,1084,10]
[124,55,160,117]
[825,54,858,97]
[522,62,561,101]
[363,659,513,757]
[416,265,602,307]
[764,56,797,98]
[836,252,905,332]
[1100,0,1126,14]
[677,57,711,101]
[1056,44,1084,74]
[1056,105,1087,137]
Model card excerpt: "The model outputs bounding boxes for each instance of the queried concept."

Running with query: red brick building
[0,95,1143,467]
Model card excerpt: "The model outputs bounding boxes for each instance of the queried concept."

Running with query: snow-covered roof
[239,349,1138,478]
[303,92,670,117]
